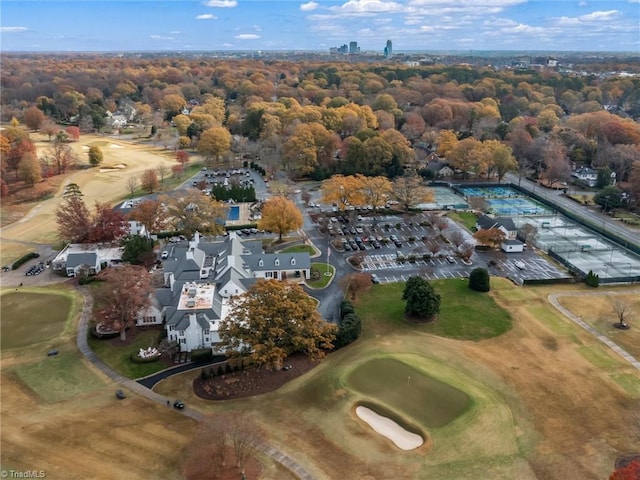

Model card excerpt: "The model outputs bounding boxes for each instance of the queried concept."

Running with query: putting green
[0,291,73,349]
[347,357,471,428]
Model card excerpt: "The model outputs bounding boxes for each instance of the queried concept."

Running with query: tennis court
[458,186,553,216]
[512,215,640,281]
[416,186,468,210]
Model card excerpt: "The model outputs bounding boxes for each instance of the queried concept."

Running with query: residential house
[476,214,518,240]
[139,232,311,353]
[425,158,454,179]
[572,167,598,188]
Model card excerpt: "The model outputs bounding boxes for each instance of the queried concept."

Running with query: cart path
[548,289,640,371]
[75,287,317,480]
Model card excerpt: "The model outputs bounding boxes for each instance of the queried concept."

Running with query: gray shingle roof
[66,252,97,268]
[241,253,310,272]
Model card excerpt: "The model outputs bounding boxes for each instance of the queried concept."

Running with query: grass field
[2,270,639,478]
[11,351,107,403]
[357,279,512,340]
[0,286,80,349]
[88,328,167,379]
[446,211,478,231]
[307,262,335,289]
[280,244,316,254]
[347,357,471,428]
[0,134,181,264]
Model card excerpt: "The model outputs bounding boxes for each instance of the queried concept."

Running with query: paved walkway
[548,289,640,371]
[75,287,316,479]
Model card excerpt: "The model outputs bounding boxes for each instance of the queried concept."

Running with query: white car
[161,251,169,259]
[514,260,525,270]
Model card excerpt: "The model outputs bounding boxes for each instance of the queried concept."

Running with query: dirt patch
[194,353,320,400]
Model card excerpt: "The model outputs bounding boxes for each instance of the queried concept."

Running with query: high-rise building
[349,41,358,54]
[384,39,393,58]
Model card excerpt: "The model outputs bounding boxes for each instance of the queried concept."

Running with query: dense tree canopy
[220,280,337,370]
[258,196,303,241]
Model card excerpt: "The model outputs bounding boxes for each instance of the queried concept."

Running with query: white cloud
[235,34,260,39]
[330,0,405,15]
[196,14,217,20]
[300,1,319,11]
[578,1,588,6]
[578,10,621,21]
[0,26,27,32]
[150,35,174,40]
[170,31,182,34]
[204,0,237,7]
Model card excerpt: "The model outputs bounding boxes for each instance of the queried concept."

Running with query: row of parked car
[26,261,46,276]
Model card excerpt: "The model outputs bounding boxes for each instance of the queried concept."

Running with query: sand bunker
[109,144,124,149]
[98,164,127,172]
[356,406,423,450]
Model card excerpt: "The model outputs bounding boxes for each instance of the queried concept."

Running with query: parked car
[161,251,169,259]
[446,256,455,264]
[115,390,126,400]
[370,273,380,284]
[173,400,185,409]
[515,261,525,270]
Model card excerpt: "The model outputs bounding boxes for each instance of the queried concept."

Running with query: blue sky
[1,0,639,52]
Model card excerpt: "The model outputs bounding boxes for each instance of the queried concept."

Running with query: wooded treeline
[1,54,639,209]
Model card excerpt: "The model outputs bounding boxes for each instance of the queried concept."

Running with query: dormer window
[291,258,296,266]
[258,259,263,267]
[275,258,280,266]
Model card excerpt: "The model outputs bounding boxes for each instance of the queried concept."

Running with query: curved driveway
[548,289,640,371]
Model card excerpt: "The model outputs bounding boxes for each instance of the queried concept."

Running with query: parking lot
[313,208,572,285]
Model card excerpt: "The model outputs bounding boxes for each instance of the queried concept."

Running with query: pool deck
[225,203,252,227]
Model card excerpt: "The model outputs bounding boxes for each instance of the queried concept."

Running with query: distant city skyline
[1,0,639,53]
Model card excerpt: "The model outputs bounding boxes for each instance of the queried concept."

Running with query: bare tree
[459,241,475,260]
[612,298,632,328]
[447,229,466,249]
[467,196,487,213]
[156,163,169,184]
[519,223,538,245]
[339,272,373,300]
[126,176,138,198]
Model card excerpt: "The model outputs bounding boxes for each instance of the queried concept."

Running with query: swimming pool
[228,205,240,221]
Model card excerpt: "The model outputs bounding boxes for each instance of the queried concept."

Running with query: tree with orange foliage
[258,196,303,242]
[220,279,336,370]
[128,199,168,235]
[140,169,159,194]
[95,265,153,341]
[473,228,505,249]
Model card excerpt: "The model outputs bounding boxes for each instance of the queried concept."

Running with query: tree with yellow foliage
[320,174,365,209]
[258,196,303,242]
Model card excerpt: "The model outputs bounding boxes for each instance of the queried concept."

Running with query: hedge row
[12,252,40,270]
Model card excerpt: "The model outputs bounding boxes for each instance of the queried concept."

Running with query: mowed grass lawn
[356,278,512,341]
[88,328,167,379]
[11,351,106,403]
[0,287,80,349]
[347,357,471,428]
[280,244,315,255]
